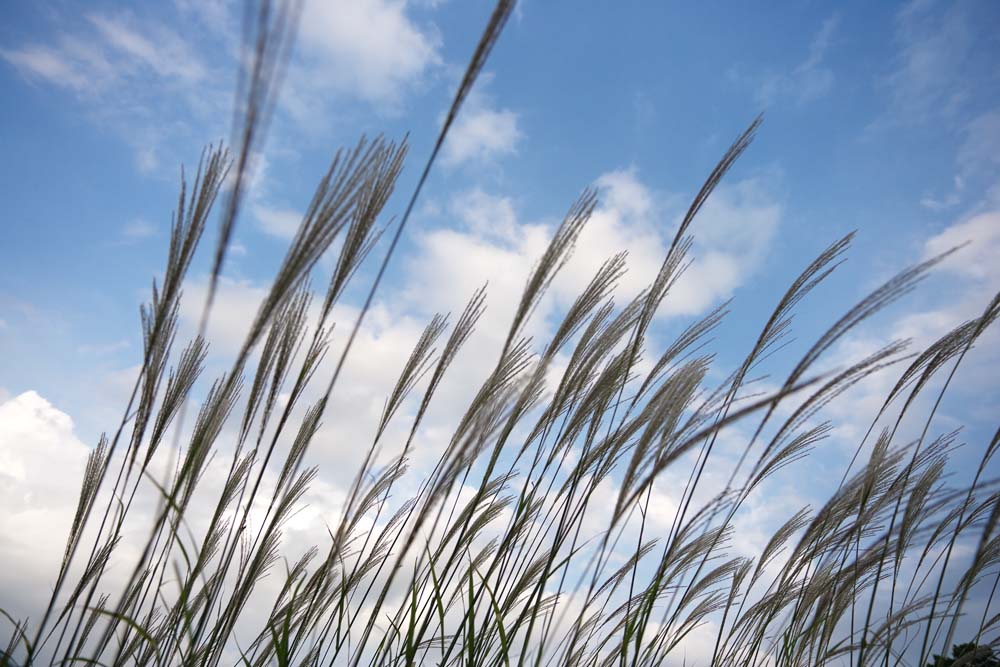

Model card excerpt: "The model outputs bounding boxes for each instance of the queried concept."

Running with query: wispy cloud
[919,176,964,212]
[762,15,838,107]
[877,1,1000,216]
[1,1,445,173]
[958,110,1000,176]
[882,0,974,124]
[76,340,130,355]
[122,218,157,239]
[2,13,209,95]
[0,45,91,90]
[1,10,222,173]
[730,15,839,109]
[87,13,207,84]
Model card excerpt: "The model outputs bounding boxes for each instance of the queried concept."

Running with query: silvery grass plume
[2,1,999,667]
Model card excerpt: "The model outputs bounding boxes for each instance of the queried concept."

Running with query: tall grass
[3,1,999,665]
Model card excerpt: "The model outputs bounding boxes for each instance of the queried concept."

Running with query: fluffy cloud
[293,0,442,110]
[0,391,90,624]
[895,209,1000,394]
[441,105,521,166]
[441,76,522,166]
[408,168,781,334]
[406,197,549,335]
[923,211,1000,285]
[252,204,303,240]
[567,169,781,316]
[174,274,456,488]
[0,388,359,652]
[448,187,520,240]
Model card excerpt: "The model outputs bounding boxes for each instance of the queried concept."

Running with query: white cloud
[448,187,520,240]
[562,169,781,317]
[134,145,160,173]
[122,218,157,239]
[872,2,999,214]
[242,151,308,241]
[919,176,964,212]
[876,3,998,214]
[441,106,521,166]
[404,169,781,350]
[406,215,550,333]
[174,274,442,475]
[294,0,442,109]
[668,177,781,314]
[179,276,269,353]
[252,203,303,240]
[787,15,839,102]
[0,389,355,646]
[0,391,90,623]
[228,239,249,257]
[441,75,522,166]
[923,211,1000,285]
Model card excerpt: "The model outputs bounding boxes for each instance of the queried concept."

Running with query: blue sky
[1,0,997,440]
[0,0,998,661]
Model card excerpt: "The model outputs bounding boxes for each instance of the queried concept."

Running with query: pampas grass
[3,1,998,666]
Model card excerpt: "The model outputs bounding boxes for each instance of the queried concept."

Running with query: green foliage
[926,643,1000,667]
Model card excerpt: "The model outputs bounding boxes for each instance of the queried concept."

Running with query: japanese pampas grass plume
[3,1,1000,667]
